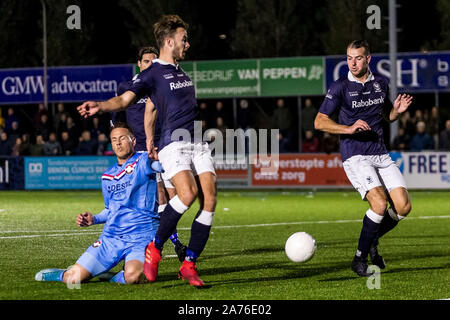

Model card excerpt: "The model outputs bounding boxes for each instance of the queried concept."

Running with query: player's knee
[124,270,141,284]
[179,186,198,206]
[370,199,388,215]
[397,201,412,217]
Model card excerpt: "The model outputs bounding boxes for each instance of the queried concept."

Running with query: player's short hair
[138,46,158,61]
[347,40,370,55]
[153,14,189,49]
[110,122,134,137]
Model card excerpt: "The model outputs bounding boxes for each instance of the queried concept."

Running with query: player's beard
[173,43,186,62]
[352,65,369,79]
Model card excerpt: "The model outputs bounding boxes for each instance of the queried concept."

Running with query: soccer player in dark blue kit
[112,46,187,262]
[77,15,217,287]
[35,123,163,285]
[315,40,413,277]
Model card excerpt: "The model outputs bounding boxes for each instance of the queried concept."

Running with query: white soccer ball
[285,232,317,263]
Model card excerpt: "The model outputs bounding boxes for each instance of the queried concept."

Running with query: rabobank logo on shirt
[169,80,194,91]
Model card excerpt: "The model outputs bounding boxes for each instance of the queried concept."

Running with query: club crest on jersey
[373,82,382,92]
[125,164,135,174]
[366,176,374,184]
[92,241,102,248]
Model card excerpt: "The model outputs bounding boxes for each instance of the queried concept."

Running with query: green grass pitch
[0,190,449,300]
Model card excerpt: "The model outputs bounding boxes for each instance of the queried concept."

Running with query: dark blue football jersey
[128,59,198,151]
[115,76,148,151]
[319,71,393,162]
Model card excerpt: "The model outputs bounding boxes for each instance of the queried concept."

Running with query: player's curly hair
[153,14,189,49]
[138,46,158,61]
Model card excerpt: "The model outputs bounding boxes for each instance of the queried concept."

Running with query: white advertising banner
[390,152,450,189]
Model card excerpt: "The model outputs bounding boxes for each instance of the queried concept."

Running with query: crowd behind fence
[1,97,450,158]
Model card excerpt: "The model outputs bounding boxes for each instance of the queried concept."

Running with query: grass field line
[1,215,449,240]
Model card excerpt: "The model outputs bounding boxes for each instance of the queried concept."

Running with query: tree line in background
[0,0,449,68]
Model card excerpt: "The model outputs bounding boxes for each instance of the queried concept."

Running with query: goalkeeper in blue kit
[35,123,163,284]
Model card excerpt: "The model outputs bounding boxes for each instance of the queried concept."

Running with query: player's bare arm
[77,91,137,118]
[314,112,371,135]
[76,212,94,227]
[144,98,158,159]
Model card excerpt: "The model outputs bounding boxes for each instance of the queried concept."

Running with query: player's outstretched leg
[371,188,411,269]
[352,208,384,277]
[143,241,162,282]
[157,182,188,262]
[35,268,66,282]
[179,172,216,287]
[159,203,187,262]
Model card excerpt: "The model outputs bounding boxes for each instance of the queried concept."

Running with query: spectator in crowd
[272,98,292,146]
[4,107,19,134]
[76,130,97,155]
[427,106,439,149]
[53,103,69,134]
[301,129,319,153]
[97,111,111,135]
[237,99,251,130]
[35,114,52,141]
[439,119,450,151]
[412,109,424,125]
[278,132,290,153]
[56,113,68,136]
[198,102,211,129]
[11,134,31,156]
[301,98,317,134]
[214,100,228,127]
[0,108,5,130]
[0,131,13,156]
[20,133,31,155]
[29,135,45,156]
[33,103,48,128]
[66,116,79,145]
[9,121,21,143]
[215,117,227,139]
[60,131,75,156]
[392,127,411,151]
[319,132,339,154]
[90,117,104,141]
[398,111,415,137]
[410,121,434,151]
[96,133,111,156]
[11,137,23,156]
[44,132,62,156]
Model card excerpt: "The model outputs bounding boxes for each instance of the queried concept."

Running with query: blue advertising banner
[25,156,116,190]
[0,64,134,105]
[325,52,450,92]
[0,157,24,190]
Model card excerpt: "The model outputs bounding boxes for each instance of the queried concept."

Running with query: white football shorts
[158,141,216,182]
[343,154,407,200]
[156,172,174,189]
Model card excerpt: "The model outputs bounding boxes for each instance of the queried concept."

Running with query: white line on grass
[0,215,449,240]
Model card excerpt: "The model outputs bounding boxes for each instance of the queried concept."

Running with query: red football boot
[178,260,204,287]
[143,241,161,282]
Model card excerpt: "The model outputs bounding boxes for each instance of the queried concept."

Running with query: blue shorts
[76,230,156,277]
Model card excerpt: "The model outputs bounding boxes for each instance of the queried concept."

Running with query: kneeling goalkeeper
[35,123,163,284]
